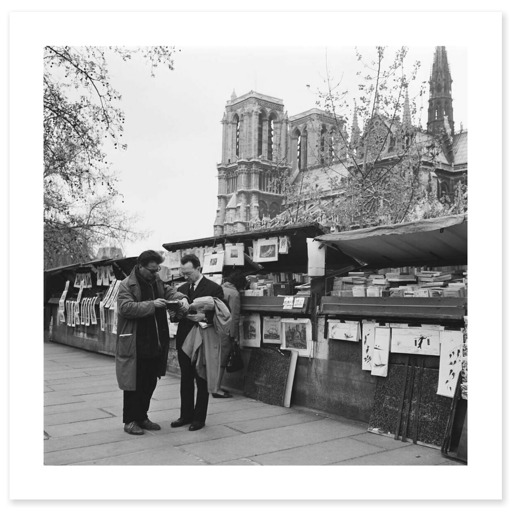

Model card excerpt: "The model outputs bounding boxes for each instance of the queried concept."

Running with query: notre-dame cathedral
[213,47,467,236]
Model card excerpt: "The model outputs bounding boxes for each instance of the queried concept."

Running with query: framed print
[280,318,312,357]
[391,327,441,356]
[328,320,361,342]
[166,250,182,269]
[253,237,279,262]
[205,273,222,285]
[278,236,290,254]
[361,320,376,371]
[371,327,391,377]
[203,251,224,273]
[239,313,261,348]
[262,316,282,344]
[437,330,464,398]
[224,243,245,266]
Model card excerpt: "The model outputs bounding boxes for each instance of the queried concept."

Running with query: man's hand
[153,298,167,309]
[178,298,190,314]
[187,312,206,323]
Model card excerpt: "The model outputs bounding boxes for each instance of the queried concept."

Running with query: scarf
[134,267,167,359]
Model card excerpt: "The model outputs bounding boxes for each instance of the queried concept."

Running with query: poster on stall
[371,327,391,377]
[203,251,225,274]
[253,238,279,263]
[280,318,312,357]
[239,313,261,348]
[99,301,106,332]
[90,297,98,325]
[327,320,361,342]
[306,238,326,276]
[262,316,282,344]
[391,327,441,356]
[224,243,245,266]
[361,321,377,371]
[278,236,290,254]
[57,280,70,324]
[437,330,464,398]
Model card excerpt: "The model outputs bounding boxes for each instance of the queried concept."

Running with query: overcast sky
[104,45,467,258]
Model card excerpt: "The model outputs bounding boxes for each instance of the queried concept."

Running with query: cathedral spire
[350,101,361,149]
[427,46,454,137]
[402,83,412,130]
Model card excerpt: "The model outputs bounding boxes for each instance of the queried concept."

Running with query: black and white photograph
[5,3,505,506]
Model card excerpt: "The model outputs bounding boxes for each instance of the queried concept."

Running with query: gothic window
[269,202,279,219]
[258,113,264,158]
[300,128,308,170]
[234,114,240,157]
[268,113,277,160]
[259,200,268,220]
[320,125,327,165]
[329,129,335,163]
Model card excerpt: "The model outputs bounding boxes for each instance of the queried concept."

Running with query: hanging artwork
[262,316,282,344]
[371,327,391,377]
[166,250,182,269]
[252,238,279,263]
[280,318,313,357]
[65,301,72,326]
[239,313,261,348]
[224,243,245,266]
[361,320,377,371]
[391,327,441,356]
[278,236,290,254]
[96,267,103,286]
[306,238,326,276]
[202,251,225,274]
[57,280,70,324]
[90,297,98,325]
[73,301,80,327]
[437,330,464,398]
[327,320,361,342]
[102,266,110,286]
[99,300,106,332]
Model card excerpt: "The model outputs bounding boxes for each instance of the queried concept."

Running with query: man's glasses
[144,265,161,274]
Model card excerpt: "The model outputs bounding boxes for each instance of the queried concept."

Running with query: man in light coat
[116,250,189,435]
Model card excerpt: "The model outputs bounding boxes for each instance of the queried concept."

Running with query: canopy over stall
[315,214,467,269]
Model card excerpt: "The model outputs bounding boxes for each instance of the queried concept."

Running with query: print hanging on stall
[57,280,70,324]
[327,319,361,342]
[280,318,313,357]
[361,320,377,371]
[371,327,391,377]
[262,316,282,344]
[224,243,245,266]
[239,313,261,348]
[252,238,279,263]
[278,236,290,254]
[202,251,225,274]
[391,327,441,356]
[437,330,464,398]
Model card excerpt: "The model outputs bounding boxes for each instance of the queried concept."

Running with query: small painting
[361,320,377,371]
[371,327,391,377]
[224,243,245,266]
[391,327,441,356]
[239,313,261,348]
[328,320,361,342]
[253,237,279,262]
[202,251,224,273]
[262,316,282,344]
[280,318,312,357]
[437,330,464,398]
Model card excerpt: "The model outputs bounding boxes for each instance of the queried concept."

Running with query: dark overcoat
[115,269,186,391]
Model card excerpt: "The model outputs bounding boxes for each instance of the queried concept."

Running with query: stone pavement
[44,340,463,466]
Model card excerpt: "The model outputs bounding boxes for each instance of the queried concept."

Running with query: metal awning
[315,214,467,268]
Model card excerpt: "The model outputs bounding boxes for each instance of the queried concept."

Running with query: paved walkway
[44,340,463,466]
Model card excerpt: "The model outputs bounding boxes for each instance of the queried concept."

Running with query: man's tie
[189,283,195,299]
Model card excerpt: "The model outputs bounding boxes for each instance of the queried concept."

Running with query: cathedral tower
[427,46,454,137]
[214,91,289,236]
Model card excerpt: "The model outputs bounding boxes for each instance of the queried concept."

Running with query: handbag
[226,342,244,373]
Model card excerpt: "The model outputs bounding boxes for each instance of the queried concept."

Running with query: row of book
[330,268,467,298]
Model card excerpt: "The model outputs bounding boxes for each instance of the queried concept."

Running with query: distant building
[96,246,124,260]
[213,46,467,236]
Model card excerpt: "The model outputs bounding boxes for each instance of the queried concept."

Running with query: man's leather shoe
[188,422,205,431]
[138,419,161,431]
[171,418,192,428]
[124,421,144,435]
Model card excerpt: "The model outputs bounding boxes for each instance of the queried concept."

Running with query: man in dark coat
[116,250,189,435]
[170,254,224,431]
